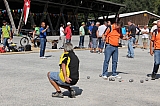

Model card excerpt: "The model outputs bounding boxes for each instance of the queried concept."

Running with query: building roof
[95,0,125,7]
[99,10,160,19]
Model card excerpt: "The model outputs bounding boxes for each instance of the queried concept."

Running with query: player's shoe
[151,73,156,80]
[69,88,76,98]
[111,75,122,79]
[102,76,108,79]
[52,92,64,98]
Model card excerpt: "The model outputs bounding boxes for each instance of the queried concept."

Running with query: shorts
[142,38,148,43]
[92,38,98,49]
[49,72,71,87]
[135,35,139,41]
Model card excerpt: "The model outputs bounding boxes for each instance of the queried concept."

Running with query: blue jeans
[3,38,9,49]
[79,36,85,47]
[98,37,104,49]
[152,50,160,74]
[102,44,118,76]
[128,37,135,58]
[40,38,46,57]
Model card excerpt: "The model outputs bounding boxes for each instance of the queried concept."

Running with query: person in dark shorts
[47,43,80,98]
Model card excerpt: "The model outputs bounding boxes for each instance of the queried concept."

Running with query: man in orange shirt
[150,21,160,80]
[102,22,127,79]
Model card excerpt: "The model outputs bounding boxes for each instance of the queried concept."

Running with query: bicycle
[20,31,40,47]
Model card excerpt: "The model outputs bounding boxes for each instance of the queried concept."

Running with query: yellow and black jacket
[59,51,79,85]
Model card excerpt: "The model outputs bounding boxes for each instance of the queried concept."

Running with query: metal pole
[3,0,17,35]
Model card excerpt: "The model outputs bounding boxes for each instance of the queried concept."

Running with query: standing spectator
[91,22,100,53]
[88,22,94,48]
[65,22,72,43]
[141,25,149,50]
[32,25,40,48]
[135,25,141,45]
[102,22,127,79]
[97,21,107,53]
[150,21,157,35]
[121,25,127,47]
[107,21,111,26]
[39,22,49,59]
[150,21,160,80]
[59,24,65,48]
[0,26,2,44]
[79,22,85,48]
[47,43,79,98]
[2,20,11,51]
[127,20,136,58]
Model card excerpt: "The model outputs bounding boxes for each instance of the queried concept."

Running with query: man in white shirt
[150,21,157,36]
[59,24,65,48]
[97,21,107,53]
[141,25,149,49]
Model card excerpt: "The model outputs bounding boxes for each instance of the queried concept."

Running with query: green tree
[108,0,159,15]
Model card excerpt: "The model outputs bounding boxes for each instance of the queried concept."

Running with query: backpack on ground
[0,47,6,53]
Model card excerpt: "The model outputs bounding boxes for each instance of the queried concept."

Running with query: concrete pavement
[0,36,159,106]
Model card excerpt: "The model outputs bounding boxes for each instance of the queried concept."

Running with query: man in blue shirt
[88,22,94,48]
[91,22,100,53]
[40,22,49,58]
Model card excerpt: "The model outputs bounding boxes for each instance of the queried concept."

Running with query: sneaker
[69,88,76,98]
[52,92,64,98]
[102,76,108,79]
[111,75,122,79]
[151,73,156,80]
[40,57,47,59]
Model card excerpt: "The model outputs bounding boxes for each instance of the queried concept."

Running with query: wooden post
[47,13,54,36]
[3,0,17,34]
[17,8,24,34]
[30,12,35,27]
[54,6,65,35]
[39,3,48,26]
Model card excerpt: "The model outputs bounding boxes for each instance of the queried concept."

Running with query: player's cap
[153,21,157,24]
[67,22,71,25]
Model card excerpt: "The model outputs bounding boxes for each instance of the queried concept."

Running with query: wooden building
[99,11,160,26]
[0,0,125,35]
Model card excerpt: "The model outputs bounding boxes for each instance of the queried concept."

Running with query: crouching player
[47,43,79,98]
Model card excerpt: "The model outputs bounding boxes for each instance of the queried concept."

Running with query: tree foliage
[108,0,160,15]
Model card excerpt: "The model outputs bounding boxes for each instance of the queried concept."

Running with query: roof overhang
[99,10,160,19]
[0,0,125,13]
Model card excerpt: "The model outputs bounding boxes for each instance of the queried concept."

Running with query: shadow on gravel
[63,86,83,97]
[45,55,54,58]
[147,74,160,79]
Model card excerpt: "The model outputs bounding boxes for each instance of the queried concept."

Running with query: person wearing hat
[150,21,158,36]
[59,24,65,48]
[2,20,11,51]
[79,22,85,48]
[65,22,72,43]
[91,22,100,53]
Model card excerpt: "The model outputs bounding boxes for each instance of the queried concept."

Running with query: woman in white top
[59,24,65,48]
[141,25,149,49]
